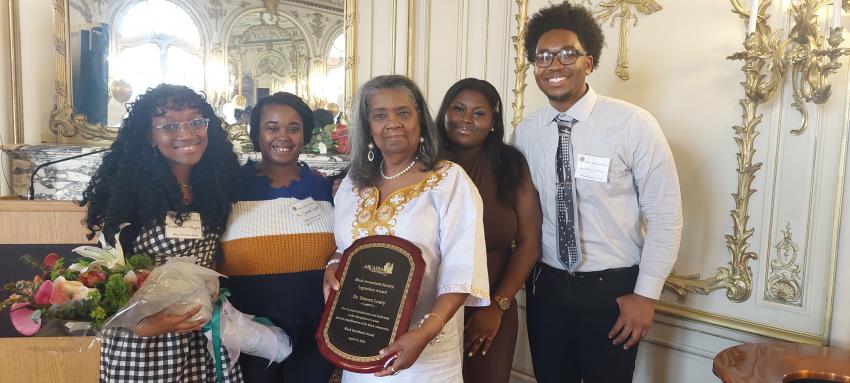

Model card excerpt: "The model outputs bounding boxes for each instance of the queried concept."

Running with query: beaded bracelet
[325,258,341,268]
[417,312,445,345]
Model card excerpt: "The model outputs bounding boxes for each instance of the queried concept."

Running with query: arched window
[113,0,204,99]
[323,33,346,106]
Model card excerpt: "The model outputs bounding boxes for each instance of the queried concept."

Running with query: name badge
[164,212,204,239]
[292,199,324,226]
[574,154,611,183]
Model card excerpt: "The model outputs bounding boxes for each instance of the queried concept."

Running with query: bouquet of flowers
[308,123,350,154]
[0,225,153,335]
[1,225,292,365]
[99,256,292,364]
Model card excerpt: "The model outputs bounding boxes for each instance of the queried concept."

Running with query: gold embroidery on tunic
[351,163,451,240]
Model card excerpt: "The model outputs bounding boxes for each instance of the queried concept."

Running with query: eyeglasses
[533,48,589,68]
[153,118,210,139]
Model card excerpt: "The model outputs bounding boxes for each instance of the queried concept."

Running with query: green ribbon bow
[203,288,275,382]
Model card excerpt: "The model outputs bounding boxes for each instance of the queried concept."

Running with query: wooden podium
[0,200,99,382]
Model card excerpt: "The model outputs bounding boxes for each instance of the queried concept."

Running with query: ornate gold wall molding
[344,0,356,118]
[664,0,782,303]
[666,0,849,307]
[595,0,662,81]
[511,0,529,129]
[8,0,24,144]
[765,223,804,306]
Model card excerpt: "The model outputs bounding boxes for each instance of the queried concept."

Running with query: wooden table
[713,342,850,382]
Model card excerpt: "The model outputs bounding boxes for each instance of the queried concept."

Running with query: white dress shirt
[513,85,682,299]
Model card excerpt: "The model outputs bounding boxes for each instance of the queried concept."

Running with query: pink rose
[43,253,59,270]
[49,277,91,305]
[80,270,107,288]
[33,280,53,305]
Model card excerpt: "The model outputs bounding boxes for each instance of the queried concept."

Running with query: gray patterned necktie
[555,115,582,272]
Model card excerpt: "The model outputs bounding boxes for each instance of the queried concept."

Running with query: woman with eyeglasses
[218,92,336,383]
[80,84,243,382]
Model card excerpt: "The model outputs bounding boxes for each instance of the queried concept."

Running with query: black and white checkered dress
[100,224,243,383]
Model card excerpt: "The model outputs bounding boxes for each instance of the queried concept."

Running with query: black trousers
[525,263,640,383]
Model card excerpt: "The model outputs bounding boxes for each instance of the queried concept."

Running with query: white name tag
[164,212,204,239]
[574,154,611,183]
[291,199,324,226]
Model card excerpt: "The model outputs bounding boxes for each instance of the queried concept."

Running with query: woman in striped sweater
[219,92,336,383]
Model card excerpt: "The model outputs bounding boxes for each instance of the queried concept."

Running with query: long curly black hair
[524,1,605,69]
[80,84,241,243]
[436,78,527,204]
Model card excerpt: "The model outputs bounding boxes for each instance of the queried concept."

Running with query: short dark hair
[249,92,315,150]
[524,1,604,69]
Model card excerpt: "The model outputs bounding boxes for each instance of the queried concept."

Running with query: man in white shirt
[513,2,682,382]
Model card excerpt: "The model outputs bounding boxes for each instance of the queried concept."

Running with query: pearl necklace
[380,159,417,180]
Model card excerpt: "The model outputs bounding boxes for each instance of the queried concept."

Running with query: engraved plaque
[316,235,424,373]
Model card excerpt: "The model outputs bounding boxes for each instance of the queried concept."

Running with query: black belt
[540,262,638,280]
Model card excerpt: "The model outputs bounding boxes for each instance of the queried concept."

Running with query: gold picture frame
[33,0,357,144]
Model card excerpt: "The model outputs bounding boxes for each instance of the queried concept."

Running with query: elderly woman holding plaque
[323,74,489,382]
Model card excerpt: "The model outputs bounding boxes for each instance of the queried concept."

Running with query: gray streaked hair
[348,75,442,188]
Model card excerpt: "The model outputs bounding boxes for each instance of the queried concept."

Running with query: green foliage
[62,269,80,281]
[127,254,154,271]
[49,259,65,280]
[103,274,130,312]
[87,289,102,304]
[19,255,42,270]
[89,306,107,329]
[307,124,342,153]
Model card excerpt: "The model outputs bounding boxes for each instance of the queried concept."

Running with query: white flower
[72,223,129,272]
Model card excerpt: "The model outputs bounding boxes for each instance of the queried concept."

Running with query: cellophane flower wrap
[99,256,292,364]
[213,299,292,364]
[99,256,221,328]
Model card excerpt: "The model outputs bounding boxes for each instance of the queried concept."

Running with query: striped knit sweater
[219,161,334,347]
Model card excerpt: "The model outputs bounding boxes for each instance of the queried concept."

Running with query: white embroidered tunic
[333,161,490,383]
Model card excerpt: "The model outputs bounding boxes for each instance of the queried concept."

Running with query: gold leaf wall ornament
[664,0,786,303]
[594,0,662,81]
[511,0,530,129]
[343,0,356,118]
[665,0,850,302]
[765,223,804,305]
[783,0,850,135]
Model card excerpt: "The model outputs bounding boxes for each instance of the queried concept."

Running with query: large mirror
[51,0,352,144]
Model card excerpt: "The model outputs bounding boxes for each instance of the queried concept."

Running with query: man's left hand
[608,293,655,350]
